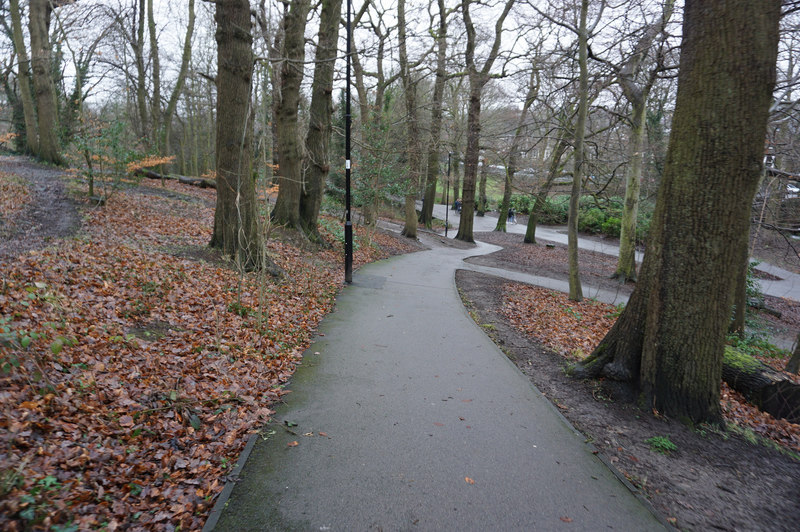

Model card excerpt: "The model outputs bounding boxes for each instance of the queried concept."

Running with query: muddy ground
[455,230,800,531]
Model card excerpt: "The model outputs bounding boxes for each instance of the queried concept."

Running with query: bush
[578,207,607,233]
[601,216,621,237]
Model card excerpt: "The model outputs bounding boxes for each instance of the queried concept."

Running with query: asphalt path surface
[207,231,666,531]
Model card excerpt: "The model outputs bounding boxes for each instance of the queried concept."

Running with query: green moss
[723,346,761,372]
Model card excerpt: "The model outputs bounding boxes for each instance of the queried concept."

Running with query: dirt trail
[0,156,81,262]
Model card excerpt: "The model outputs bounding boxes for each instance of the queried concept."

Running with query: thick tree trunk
[398,0,419,239]
[147,0,161,149]
[9,0,38,154]
[210,0,269,272]
[28,0,62,165]
[300,0,342,239]
[271,0,311,229]
[575,0,780,425]
[135,0,148,142]
[456,84,482,243]
[568,0,589,302]
[419,0,448,229]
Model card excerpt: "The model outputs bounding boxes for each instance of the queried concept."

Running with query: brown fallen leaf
[464,477,475,485]
[287,441,299,447]
[318,432,329,437]
[560,516,573,523]
[434,422,444,427]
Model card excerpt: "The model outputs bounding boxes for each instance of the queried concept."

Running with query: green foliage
[645,435,677,454]
[725,334,787,360]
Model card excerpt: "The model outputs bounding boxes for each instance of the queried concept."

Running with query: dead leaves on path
[500,283,800,454]
[0,178,415,531]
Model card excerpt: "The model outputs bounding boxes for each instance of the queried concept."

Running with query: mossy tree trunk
[28,0,63,165]
[210,0,267,271]
[567,0,589,302]
[456,0,515,243]
[300,0,342,239]
[9,0,38,155]
[398,0,420,239]
[419,0,448,229]
[574,0,780,425]
[271,0,311,229]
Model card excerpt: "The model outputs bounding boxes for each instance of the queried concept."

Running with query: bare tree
[455,0,516,243]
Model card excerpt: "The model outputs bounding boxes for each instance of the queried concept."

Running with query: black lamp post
[344,0,353,284]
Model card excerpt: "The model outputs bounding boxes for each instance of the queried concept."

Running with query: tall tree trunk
[148,0,161,149]
[300,0,343,238]
[456,0,515,242]
[456,84,482,242]
[161,0,195,160]
[211,0,267,271]
[524,134,569,243]
[271,0,311,228]
[614,95,645,281]
[611,0,674,283]
[398,0,419,239]
[497,69,538,232]
[419,0,448,229]
[574,0,780,425]
[135,0,148,142]
[9,0,38,154]
[568,0,589,302]
[28,0,62,165]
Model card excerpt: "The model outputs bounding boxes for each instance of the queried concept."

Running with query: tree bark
[300,0,343,239]
[160,0,195,160]
[419,0,448,229]
[568,0,589,302]
[9,0,38,154]
[271,0,311,229]
[574,0,781,425]
[612,0,674,283]
[524,132,569,244]
[398,0,420,239]
[147,0,161,149]
[456,0,515,243]
[496,69,538,233]
[28,0,63,165]
[210,0,268,272]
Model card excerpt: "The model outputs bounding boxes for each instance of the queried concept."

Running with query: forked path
[207,239,666,531]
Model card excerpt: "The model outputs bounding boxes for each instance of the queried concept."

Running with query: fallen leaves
[464,477,475,485]
[0,175,417,530]
[500,282,800,454]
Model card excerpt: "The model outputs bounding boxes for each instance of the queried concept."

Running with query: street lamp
[344,0,353,284]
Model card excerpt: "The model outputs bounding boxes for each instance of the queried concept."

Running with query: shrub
[578,207,607,233]
[601,216,621,237]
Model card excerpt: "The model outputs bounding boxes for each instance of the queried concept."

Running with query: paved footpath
[432,203,800,303]
[207,237,666,531]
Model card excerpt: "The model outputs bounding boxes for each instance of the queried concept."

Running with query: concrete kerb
[203,431,260,532]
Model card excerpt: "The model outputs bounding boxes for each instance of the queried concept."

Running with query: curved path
[207,235,666,530]
[432,203,800,303]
